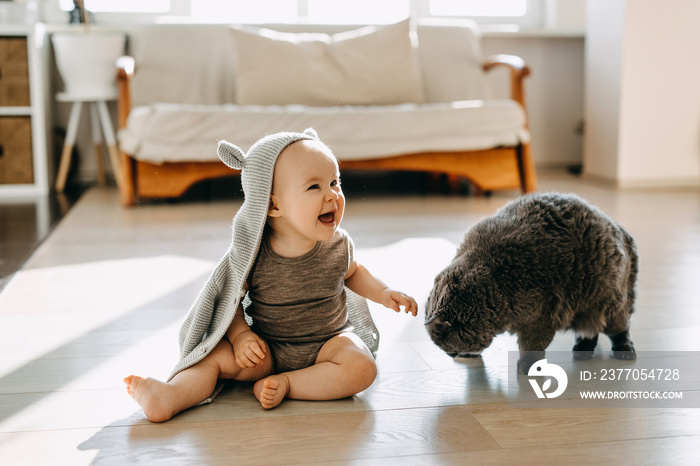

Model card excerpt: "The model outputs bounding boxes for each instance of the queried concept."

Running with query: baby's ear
[303,127,319,139]
[267,195,281,217]
[217,140,246,170]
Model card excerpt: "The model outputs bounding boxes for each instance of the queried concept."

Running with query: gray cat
[425,192,637,373]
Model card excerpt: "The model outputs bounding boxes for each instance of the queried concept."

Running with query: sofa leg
[119,149,136,207]
[517,143,537,193]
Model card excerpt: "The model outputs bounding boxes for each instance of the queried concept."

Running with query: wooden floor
[1,171,699,465]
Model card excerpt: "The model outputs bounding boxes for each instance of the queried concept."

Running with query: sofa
[116,18,536,206]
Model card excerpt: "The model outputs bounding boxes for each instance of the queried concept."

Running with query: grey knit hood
[169,129,379,385]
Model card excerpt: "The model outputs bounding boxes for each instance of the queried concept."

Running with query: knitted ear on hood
[303,127,319,139]
[217,140,246,170]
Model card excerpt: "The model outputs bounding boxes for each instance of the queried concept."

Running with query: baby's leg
[253,333,376,409]
[125,339,272,422]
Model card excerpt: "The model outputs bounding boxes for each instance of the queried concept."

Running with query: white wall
[482,35,585,169]
[582,0,625,181]
[544,0,587,32]
[584,0,700,187]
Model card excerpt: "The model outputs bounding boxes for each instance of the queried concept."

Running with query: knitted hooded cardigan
[168,128,380,383]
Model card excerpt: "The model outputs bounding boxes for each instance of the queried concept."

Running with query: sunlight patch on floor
[0,256,212,383]
[0,255,214,318]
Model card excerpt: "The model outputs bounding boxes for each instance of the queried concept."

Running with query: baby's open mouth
[318,211,335,224]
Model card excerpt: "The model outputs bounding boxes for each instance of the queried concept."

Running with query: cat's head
[425,261,500,358]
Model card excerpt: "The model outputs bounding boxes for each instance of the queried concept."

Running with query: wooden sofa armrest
[483,54,536,194]
[116,55,135,129]
[483,54,531,118]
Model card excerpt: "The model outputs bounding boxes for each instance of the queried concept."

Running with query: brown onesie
[246,227,354,373]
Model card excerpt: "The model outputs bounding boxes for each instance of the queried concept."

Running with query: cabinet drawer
[0,37,30,107]
[0,116,33,184]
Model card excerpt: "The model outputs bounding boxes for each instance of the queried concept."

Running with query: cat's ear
[425,314,452,329]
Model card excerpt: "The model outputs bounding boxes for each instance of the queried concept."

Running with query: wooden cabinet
[0,116,33,184]
[0,26,48,196]
[0,36,30,106]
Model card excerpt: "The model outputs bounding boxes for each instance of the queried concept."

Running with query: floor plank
[73,406,501,465]
[347,436,700,466]
[468,403,700,449]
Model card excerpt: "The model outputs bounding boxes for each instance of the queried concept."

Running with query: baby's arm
[344,260,418,316]
[225,304,268,368]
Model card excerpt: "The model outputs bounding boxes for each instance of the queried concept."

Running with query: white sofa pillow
[416,19,492,102]
[131,25,237,107]
[230,19,425,106]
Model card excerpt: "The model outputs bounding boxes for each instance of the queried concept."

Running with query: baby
[124,129,417,422]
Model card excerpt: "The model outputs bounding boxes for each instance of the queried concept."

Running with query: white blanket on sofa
[118,99,528,165]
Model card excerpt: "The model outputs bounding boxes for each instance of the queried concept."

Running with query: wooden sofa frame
[116,54,536,206]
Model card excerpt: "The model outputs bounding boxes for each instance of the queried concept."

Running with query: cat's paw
[517,357,538,374]
[572,350,595,360]
[611,341,636,360]
[572,335,598,360]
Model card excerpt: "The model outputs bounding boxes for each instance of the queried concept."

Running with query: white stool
[54,92,123,193]
[51,31,126,193]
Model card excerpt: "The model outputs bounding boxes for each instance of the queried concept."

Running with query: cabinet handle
[0,145,4,157]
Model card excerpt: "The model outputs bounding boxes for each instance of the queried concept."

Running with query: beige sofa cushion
[230,19,425,106]
[131,25,237,107]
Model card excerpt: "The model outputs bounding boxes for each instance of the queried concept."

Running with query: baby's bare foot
[123,375,175,422]
[253,374,290,409]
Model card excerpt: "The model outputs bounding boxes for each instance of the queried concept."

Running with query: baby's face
[269,140,345,243]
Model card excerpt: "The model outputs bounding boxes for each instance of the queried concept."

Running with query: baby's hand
[232,330,267,368]
[380,289,418,317]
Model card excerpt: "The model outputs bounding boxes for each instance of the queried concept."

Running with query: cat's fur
[425,192,638,373]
